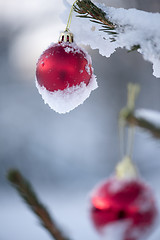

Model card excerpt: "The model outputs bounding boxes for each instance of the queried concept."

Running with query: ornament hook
[59,0,78,43]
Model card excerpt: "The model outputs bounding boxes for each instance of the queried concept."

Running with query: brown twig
[120,109,160,138]
[7,170,71,240]
[126,112,160,138]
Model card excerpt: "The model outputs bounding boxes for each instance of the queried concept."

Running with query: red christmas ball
[90,177,157,240]
[35,32,97,113]
[36,42,93,92]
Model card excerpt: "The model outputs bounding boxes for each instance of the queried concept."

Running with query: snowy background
[1,0,160,240]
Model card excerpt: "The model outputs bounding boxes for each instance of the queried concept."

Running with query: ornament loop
[127,83,140,111]
[65,0,78,31]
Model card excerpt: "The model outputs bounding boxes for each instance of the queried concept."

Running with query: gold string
[126,84,139,158]
[127,83,140,111]
[119,119,125,159]
[119,83,140,160]
[65,0,78,31]
[126,126,135,158]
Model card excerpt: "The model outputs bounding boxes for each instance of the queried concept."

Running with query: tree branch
[74,0,116,31]
[120,110,160,138]
[7,170,71,240]
[72,0,160,61]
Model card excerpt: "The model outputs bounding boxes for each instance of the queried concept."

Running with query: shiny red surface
[36,43,92,92]
[90,177,157,240]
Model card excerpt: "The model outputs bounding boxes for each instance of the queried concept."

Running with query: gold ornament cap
[59,30,74,43]
[116,156,138,179]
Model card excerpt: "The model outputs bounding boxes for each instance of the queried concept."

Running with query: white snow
[68,2,160,78]
[64,46,73,53]
[63,44,81,54]
[107,178,126,193]
[102,221,130,240]
[136,189,154,213]
[35,74,98,114]
[98,218,156,240]
[54,41,83,54]
[135,109,160,127]
[85,64,91,75]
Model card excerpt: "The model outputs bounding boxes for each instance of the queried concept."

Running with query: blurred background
[0,0,160,240]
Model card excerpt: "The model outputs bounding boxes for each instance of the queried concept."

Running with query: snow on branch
[71,0,160,78]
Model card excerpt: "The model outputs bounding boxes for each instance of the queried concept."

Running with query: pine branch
[7,169,71,240]
[72,0,160,75]
[127,45,141,53]
[120,109,160,138]
[74,0,116,32]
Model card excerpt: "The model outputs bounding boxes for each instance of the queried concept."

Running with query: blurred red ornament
[90,177,157,240]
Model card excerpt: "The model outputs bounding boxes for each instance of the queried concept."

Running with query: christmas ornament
[90,84,158,240]
[35,0,97,113]
[90,157,157,240]
[90,172,157,240]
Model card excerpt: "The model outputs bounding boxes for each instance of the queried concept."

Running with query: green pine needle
[74,0,115,30]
